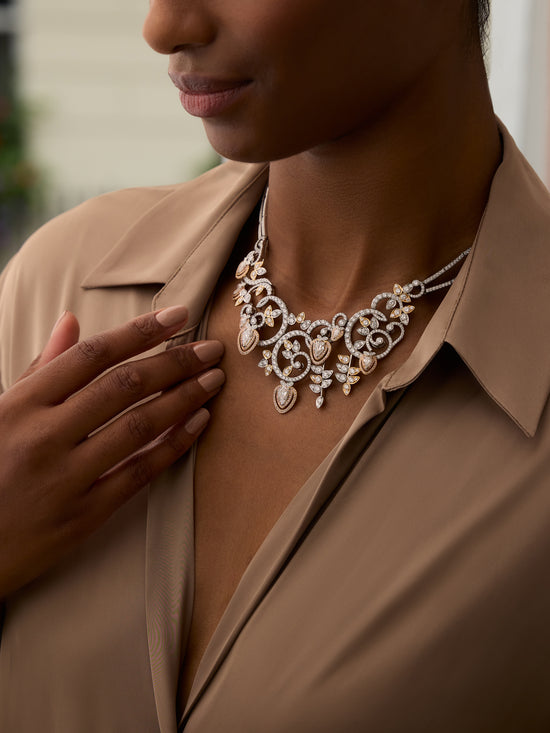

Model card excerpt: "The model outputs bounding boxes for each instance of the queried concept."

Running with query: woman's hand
[0,306,224,599]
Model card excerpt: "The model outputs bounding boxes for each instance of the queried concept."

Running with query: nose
[143,0,215,55]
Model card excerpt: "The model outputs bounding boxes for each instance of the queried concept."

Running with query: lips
[169,73,252,118]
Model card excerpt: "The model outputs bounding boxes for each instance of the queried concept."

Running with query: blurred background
[0,0,549,262]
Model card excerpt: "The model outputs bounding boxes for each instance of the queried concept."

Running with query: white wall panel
[18,0,214,201]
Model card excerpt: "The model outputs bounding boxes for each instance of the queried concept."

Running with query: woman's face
[143,0,468,162]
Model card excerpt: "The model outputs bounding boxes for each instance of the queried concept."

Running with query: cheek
[201,1,453,162]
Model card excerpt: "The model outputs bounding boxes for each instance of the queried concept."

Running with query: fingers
[73,367,225,482]
[17,312,81,383]
[25,306,190,404]
[40,312,81,367]
[81,409,211,527]
[62,340,224,441]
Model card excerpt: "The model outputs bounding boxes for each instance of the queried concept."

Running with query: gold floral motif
[249,260,265,281]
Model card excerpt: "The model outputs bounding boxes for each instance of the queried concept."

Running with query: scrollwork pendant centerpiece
[234,188,470,414]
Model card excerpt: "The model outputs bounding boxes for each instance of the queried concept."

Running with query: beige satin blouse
[1,124,550,732]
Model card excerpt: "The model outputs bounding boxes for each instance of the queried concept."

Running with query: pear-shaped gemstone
[274,383,298,413]
[238,326,259,355]
[310,338,331,365]
[359,354,378,375]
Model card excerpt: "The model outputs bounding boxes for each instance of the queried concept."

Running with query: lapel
[79,122,550,731]
[180,382,407,723]
[82,160,268,733]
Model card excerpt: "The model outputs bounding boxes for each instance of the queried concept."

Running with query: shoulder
[8,160,260,279]
[0,160,266,386]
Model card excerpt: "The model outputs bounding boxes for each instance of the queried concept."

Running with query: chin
[202,120,323,164]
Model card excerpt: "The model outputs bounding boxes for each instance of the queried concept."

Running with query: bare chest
[177,293,369,707]
[177,259,429,708]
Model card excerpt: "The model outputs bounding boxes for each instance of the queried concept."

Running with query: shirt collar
[82,124,550,437]
[385,124,550,437]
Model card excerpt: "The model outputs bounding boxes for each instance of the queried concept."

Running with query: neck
[265,49,501,316]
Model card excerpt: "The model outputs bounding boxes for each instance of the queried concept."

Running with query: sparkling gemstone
[336,373,347,383]
[311,375,322,384]
[310,384,322,394]
[283,365,293,376]
[316,396,325,409]
[238,326,259,355]
[359,354,378,375]
[360,317,371,328]
[390,308,401,319]
[274,383,298,413]
[264,365,273,375]
[343,383,352,396]
[296,312,306,323]
[338,355,350,364]
[321,380,332,389]
[311,338,331,365]
[348,375,360,385]
[263,350,272,359]
[236,261,249,279]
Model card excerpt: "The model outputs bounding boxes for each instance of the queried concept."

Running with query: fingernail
[50,311,67,336]
[185,408,210,435]
[156,305,189,328]
[198,368,225,392]
[193,341,224,363]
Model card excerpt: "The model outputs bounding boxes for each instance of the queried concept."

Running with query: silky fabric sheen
[0,123,550,732]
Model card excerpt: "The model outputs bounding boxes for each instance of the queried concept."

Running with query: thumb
[19,311,81,381]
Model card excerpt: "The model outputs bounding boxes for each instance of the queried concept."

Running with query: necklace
[233,188,470,414]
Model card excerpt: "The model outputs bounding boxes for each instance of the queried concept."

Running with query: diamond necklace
[233,188,470,414]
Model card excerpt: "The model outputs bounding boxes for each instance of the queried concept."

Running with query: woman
[2,0,550,730]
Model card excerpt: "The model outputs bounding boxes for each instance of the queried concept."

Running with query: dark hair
[475,0,491,53]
